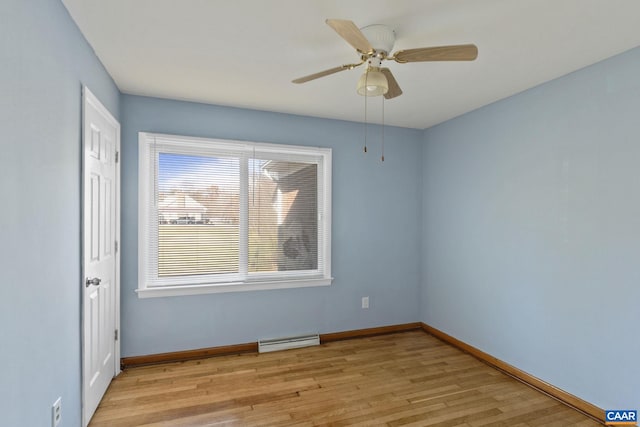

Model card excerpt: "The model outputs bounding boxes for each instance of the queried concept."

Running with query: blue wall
[120,95,423,357]
[0,0,120,425]
[421,47,640,409]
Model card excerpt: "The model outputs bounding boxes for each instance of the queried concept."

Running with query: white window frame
[137,132,332,298]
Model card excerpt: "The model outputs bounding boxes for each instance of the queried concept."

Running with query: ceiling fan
[292,19,478,99]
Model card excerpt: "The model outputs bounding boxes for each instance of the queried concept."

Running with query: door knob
[85,277,102,287]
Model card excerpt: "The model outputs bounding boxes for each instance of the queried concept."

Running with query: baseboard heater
[258,334,320,353]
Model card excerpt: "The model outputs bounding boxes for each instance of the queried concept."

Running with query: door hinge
[115,151,119,163]
[115,240,118,253]
[115,329,118,341]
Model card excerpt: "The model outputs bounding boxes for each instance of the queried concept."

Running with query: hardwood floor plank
[90,331,601,426]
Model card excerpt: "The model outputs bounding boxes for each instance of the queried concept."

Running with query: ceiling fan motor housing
[360,24,396,56]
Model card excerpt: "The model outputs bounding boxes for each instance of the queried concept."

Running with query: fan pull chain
[363,69,368,153]
[381,96,385,162]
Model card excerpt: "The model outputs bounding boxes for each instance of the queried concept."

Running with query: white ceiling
[62,0,640,129]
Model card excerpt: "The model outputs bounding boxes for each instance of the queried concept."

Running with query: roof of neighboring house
[158,194,206,212]
[262,161,311,182]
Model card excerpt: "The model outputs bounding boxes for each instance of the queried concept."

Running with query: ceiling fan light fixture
[356,68,388,96]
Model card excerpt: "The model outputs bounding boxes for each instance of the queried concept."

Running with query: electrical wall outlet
[362,296,369,309]
[52,397,61,427]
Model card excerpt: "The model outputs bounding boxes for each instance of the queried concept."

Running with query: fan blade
[380,68,402,99]
[326,19,373,54]
[292,60,364,84]
[292,65,351,84]
[393,44,478,63]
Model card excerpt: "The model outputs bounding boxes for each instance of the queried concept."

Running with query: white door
[82,87,120,426]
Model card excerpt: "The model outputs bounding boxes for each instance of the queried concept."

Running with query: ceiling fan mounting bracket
[362,51,386,68]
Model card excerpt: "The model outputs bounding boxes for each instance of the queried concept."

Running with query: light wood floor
[90,331,601,426]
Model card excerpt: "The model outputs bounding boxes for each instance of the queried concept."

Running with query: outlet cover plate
[52,397,61,427]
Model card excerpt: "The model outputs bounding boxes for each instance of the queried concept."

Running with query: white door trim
[81,86,121,426]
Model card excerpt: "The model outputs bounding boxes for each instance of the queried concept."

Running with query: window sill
[136,277,333,298]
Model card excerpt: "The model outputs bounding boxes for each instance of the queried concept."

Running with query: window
[138,133,332,297]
